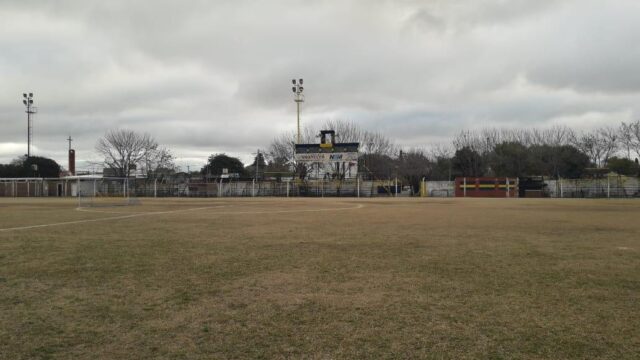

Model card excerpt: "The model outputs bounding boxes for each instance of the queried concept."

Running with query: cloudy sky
[1,0,639,171]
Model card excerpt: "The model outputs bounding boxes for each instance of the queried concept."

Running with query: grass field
[1,197,639,359]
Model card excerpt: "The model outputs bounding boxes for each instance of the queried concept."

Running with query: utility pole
[255,149,260,180]
[291,79,304,144]
[22,93,36,158]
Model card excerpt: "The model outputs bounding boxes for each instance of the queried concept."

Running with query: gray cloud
[1,0,640,170]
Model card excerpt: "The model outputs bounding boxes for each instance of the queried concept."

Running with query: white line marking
[0,204,364,233]
[212,204,364,216]
[76,208,149,215]
[0,205,224,232]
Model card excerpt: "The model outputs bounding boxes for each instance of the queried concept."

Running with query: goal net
[76,177,141,208]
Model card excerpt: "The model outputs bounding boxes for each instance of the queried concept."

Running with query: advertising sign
[294,152,359,163]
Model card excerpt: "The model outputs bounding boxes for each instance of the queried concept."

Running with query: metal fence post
[395,177,398,197]
[463,177,467,197]
[506,178,510,198]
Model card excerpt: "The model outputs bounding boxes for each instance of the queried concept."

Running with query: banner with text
[294,152,359,163]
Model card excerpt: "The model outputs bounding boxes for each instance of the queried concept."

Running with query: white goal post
[75,177,141,208]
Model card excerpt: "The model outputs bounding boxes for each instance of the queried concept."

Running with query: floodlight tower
[291,79,304,144]
[22,92,36,158]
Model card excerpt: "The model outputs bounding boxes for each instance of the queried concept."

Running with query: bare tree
[144,147,176,178]
[96,129,159,177]
[268,131,295,167]
[620,120,640,160]
[511,128,533,146]
[544,125,574,146]
[322,119,397,156]
[267,127,319,178]
[267,128,316,166]
[428,143,454,160]
[572,132,599,167]
[480,128,501,154]
[268,120,398,179]
[599,126,619,166]
[361,131,397,156]
[619,122,634,159]
[571,127,618,168]
[452,130,482,152]
[269,120,397,164]
[632,120,640,160]
[322,119,362,143]
[398,148,432,192]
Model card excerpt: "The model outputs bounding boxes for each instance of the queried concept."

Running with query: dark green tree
[527,145,554,176]
[0,156,61,177]
[0,164,21,177]
[398,149,432,193]
[26,156,61,177]
[527,144,589,179]
[490,142,530,177]
[359,153,396,180]
[201,153,245,176]
[555,145,590,178]
[452,147,485,177]
[431,157,454,181]
[606,156,640,176]
[245,151,267,179]
[251,152,267,168]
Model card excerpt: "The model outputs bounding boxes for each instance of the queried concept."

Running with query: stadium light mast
[22,92,36,158]
[292,79,304,144]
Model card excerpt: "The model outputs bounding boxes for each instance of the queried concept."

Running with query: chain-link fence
[1,178,55,197]
[0,178,410,198]
[546,176,640,198]
[1,176,639,198]
[147,179,408,197]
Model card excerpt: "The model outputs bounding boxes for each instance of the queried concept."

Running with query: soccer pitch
[1,197,639,359]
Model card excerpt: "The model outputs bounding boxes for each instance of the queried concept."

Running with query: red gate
[454,177,518,198]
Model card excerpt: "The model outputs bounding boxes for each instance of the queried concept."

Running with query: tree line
[263,120,640,192]
[1,121,639,183]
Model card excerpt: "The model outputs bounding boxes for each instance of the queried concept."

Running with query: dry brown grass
[1,197,639,359]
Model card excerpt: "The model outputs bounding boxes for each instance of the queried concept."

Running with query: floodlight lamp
[299,79,303,85]
[23,100,27,105]
[292,87,296,93]
[292,79,296,84]
[29,93,33,97]
[29,99,33,104]
[299,86,303,92]
[23,93,27,98]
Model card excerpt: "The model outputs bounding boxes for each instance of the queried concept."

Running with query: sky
[1,0,640,171]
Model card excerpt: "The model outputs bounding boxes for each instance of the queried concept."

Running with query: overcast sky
[1,0,639,171]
